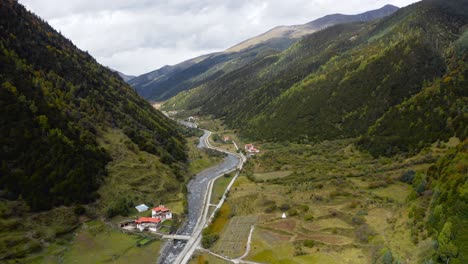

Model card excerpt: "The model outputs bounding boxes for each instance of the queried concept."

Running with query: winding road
[158,126,245,264]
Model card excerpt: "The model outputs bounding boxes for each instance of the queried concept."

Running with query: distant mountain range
[129,4,399,102]
[163,0,467,157]
[226,4,399,52]
[116,71,136,82]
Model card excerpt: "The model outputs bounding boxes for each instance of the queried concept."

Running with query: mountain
[0,0,187,211]
[115,70,136,82]
[165,0,467,156]
[130,5,399,102]
[226,4,399,52]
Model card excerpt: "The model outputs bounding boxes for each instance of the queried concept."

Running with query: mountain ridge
[226,4,399,53]
[130,4,399,102]
[164,0,467,156]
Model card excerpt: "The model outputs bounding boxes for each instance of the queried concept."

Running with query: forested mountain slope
[131,5,398,102]
[165,0,467,155]
[0,0,187,211]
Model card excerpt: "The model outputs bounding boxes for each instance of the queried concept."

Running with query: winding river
[158,129,241,263]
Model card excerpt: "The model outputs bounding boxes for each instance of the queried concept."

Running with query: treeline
[167,0,467,156]
[402,141,467,263]
[359,51,468,156]
[0,0,187,210]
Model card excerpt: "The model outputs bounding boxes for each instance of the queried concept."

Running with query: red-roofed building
[135,217,161,232]
[245,144,260,153]
[152,205,172,220]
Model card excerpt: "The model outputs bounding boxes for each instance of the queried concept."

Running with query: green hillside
[0,1,190,260]
[0,0,187,211]
[132,6,398,102]
[165,0,467,156]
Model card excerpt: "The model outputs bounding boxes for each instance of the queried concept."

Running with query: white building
[135,217,161,232]
[152,205,173,220]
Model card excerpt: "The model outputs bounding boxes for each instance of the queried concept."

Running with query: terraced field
[202,138,449,263]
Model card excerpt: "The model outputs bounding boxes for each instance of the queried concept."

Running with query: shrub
[304,214,314,221]
[105,197,133,218]
[264,205,277,213]
[279,203,290,211]
[288,209,298,216]
[355,224,374,243]
[201,233,219,248]
[303,240,315,248]
[352,215,366,225]
[73,205,86,216]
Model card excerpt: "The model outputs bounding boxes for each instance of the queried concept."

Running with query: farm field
[62,221,162,264]
[201,137,454,263]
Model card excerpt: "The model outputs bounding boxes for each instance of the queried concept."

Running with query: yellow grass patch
[207,203,231,234]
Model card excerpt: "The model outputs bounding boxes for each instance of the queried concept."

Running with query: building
[135,204,149,212]
[152,205,172,220]
[223,136,231,142]
[245,144,260,153]
[135,217,161,232]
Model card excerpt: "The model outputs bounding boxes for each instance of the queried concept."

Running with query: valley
[0,0,467,263]
[187,117,466,264]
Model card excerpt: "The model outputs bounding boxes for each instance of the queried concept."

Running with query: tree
[382,249,393,264]
[437,221,458,263]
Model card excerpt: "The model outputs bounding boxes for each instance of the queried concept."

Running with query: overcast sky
[20,0,418,76]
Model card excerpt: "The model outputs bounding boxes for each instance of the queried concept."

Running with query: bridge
[162,234,191,241]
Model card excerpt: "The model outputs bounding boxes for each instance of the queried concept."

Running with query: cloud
[19,0,419,75]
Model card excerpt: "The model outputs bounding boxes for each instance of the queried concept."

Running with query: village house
[123,204,173,232]
[245,144,260,153]
[223,136,231,142]
[135,217,161,232]
[152,205,173,220]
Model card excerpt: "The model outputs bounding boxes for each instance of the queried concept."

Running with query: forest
[0,0,187,211]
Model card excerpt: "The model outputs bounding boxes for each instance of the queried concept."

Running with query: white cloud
[19,0,419,76]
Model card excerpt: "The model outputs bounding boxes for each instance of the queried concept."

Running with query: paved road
[158,129,241,264]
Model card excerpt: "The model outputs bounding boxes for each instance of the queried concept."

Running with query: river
[158,130,240,263]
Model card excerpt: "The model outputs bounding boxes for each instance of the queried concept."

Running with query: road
[158,127,245,264]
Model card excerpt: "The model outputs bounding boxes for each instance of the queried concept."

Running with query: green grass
[61,221,162,264]
[97,129,185,213]
[210,175,233,204]
[368,182,412,203]
[187,136,224,175]
[254,171,293,181]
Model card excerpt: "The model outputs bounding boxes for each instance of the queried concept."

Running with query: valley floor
[189,117,460,264]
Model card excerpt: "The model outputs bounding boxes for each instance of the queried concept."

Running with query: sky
[20,0,418,76]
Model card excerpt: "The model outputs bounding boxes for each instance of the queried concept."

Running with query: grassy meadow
[201,136,458,263]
